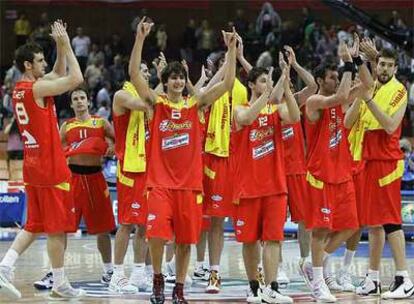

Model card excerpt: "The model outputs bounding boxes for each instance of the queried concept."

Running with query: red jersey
[362,128,403,161]
[306,105,352,184]
[12,81,70,186]
[282,122,306,175]
[237,105,287,198]
[146,95,203,191]
[64,115,108,156]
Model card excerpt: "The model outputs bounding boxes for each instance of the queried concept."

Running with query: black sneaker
[172,283,188,304]
[150,274,165,304]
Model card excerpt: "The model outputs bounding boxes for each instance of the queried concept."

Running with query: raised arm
[196,29,237,108]
[33,21,83,100]
[284,46,317,106]
[181,59,195,96]
[44,20,67,80]
[236,34,252,73]
[112,89,153,117]
[278,68,301,123]
[351,33,375,89]
[59,120,67,146]
[360,37,378,81]
[306,42,353,112]
[234,68,273,127]
[194,65,208,92]
[129,17,157,104]
[152,52,167,94]
[268,52,288,104]
[344,98,362,129]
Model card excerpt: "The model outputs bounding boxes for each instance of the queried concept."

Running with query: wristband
[353,56,363,66]
[343,62,354,72]
[365,98,373,105]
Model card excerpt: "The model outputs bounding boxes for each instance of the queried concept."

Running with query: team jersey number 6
[15,102,29,125]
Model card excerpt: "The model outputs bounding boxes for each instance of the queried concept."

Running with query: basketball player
[0,20,85,300]
[34,85,116,289]
[346,45,413,299]
[233,64,299,303]
[300,41,359,302]
[130,17,237,304]
[109,59,153,293]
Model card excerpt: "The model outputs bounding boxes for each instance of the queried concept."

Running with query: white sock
[113,264,124,276]
[210,265,220,273]
[367,269,379,281]
[145,264,153,275]
[395,270,409,278]
[342,249,355,271]
[52,267,65,289]
[322,252,332,278]
[195,261,204,269]
[313,267,323,282]
[0,249,19,268]
[103,263,113,273]
[133,263,145,273]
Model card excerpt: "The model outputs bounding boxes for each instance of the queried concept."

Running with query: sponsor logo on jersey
[390,88,406,108]
[159,119,192,132]
[249,126,274,142]
[12,90,25,100]
[147,214,156,221]
[171,109,181,119]
[131,202,141,209]
[211,195,223,202]
[321,208,331,214]
[329,129,342,149]
[161,133,189,150]
[282,126,294,140]
[236,220,245,227]
[252,140,274,159]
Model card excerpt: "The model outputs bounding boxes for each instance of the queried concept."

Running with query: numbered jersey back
[12,81,71,186]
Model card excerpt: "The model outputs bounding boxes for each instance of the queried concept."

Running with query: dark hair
[69,84,89,102]
[247,67,268,84]
[313,62,337,82]
[378,47,398,63]
[161,61,187,85]
[15,43,44,73]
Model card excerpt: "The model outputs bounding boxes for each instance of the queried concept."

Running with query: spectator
[4,61,22,90]
[234,9,248,36]
[14,12,31,47]
[110,33,125,56]
[103,43,113,66]
[255,2,281,38]
[88,43,105,66]
[72,26,91,73]
[388,10,406,31]
[2,87,13,116]
[96,100,110,120]
[30,22,53,64]
[181,19,197,63]
[84,58,105,95]
[156,24,168,51]
[401,138,414,190]
[196,19,215,60]
[109,54,126,89]
[4,117,24,160]
[96,81,112,108]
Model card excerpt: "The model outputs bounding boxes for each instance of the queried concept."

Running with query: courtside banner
[0,193,25,227]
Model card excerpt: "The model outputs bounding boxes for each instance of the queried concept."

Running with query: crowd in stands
[1,2,413,185]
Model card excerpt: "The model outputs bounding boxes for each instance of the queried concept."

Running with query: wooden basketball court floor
[0,233,413,303]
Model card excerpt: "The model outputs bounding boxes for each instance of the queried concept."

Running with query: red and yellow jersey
[146,95,204,191]
[236,104,287,198]
[12,81,70,186]
[306,105,352,184]
[362,128,403,161]
[282,121,306,175]
[64,115,108,156]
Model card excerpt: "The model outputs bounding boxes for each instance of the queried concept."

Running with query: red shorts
[359,160,403,226]
[24,182,77,234]
[305,179,359,231]
[116,170,147,226]
[233,195,287,242]
[146,187,203,244]
[203,153,236,217]
[201,215,211,231]
[72,172,116,234]
[352,170,364,225]
[286,174,307,222]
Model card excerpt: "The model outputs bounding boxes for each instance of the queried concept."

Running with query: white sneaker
[101,269,113,285]
[259,282,293,304]
[246,280,262,303]
[193,264,209,281]
[298,260,313,290]
[355,275,381,296]
[0,266,21,299]
[34,271,53,290]
[311,279,337,303]
[109,274,138,294]
[336,269,355,292]
[205,270,221,293]
[277,265,290,286]
[48,279,85,300]
[325,274,343,292]
[381,276,414,299]
[129,267,149,291]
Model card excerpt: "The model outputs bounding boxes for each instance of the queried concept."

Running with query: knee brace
[383,224,402,235]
